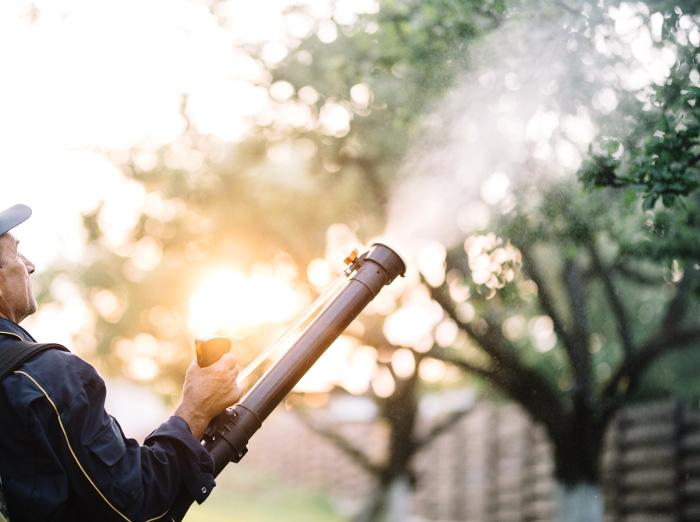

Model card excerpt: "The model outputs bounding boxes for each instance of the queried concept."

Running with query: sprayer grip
[195,336,232,367]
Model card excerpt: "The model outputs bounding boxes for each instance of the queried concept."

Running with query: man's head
[0,204,36,324]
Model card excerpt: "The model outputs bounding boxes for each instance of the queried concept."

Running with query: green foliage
[432,178,700,484]
[270,0,509,206]
[580,84,700,210]
[578,5,700,211]
[575,0,700,266]
[448,181,700,399]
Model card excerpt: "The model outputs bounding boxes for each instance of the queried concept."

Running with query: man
[0,204,242,521]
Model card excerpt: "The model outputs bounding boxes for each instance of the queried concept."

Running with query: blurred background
[2,0,699,521]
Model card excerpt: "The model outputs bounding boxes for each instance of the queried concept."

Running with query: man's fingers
[213,352,239,369]
[229,383,244,404]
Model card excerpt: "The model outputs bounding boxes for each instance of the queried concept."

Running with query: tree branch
[602,267,699,414]
[612,262,662,286]
[428,277,566,421]
[587,240,634,359]
[514,242,592,394]
[602,264,700,402]
[517,243,575,346]
[661,268,697,331]
[428,346,501,383]
[429,346,565,443]
[603,327,700,414]
[414,401,476,451]
[292,409,383,477]
[562,258,593,400]
[428,279,523,371]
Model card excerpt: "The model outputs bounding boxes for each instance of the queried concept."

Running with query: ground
[184,469,346,522]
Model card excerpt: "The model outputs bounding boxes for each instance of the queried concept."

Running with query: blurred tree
[293,314,475,522]
[71,135,372,393]
[427,181,700,520]
[246,0,510,211]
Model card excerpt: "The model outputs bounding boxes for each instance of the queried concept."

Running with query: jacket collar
[0,317,36,342]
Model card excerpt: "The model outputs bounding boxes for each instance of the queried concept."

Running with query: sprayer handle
[195,336,232,367]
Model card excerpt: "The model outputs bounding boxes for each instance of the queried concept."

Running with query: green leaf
[642,195,657,211]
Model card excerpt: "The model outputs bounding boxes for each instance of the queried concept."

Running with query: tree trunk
[554,482,604,522]
[385,475,411,522]
[353,487,385,522]
[353,475,412,522]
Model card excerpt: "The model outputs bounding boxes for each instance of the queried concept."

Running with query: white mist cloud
[384,3,678,255]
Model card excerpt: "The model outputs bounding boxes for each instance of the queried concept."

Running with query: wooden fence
[603,401,700,522]
[236,398,700,521]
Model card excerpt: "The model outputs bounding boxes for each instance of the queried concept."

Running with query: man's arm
[15,349,241,521]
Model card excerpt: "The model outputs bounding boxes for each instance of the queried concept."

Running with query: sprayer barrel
[210,243,404,465]
[168,243,405,520]
[242,277,376,420]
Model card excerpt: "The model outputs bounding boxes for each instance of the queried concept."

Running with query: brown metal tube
[242,278,373,420]
[169,243,405,519]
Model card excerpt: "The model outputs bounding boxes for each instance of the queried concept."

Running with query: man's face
[0,233,36,323]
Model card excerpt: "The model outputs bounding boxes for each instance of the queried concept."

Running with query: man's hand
[174,353,242,439]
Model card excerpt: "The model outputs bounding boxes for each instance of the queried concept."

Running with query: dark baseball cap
[0,204,32,236]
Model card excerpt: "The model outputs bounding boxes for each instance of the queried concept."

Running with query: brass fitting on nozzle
[343,249,359,276]
[344,249,358,266]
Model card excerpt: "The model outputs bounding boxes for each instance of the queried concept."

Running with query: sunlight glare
[188,267,303,338]
[391,348,416,379]
[307,258,333,288]
[416,241,446,287]
[418,358,447,383]
[480,172,511,206]
[530,315,557,353]
[319,101,352,137]
[341,345,378,395]
[371,366,396,398]
[383,298,442,351]
[294,335,356,393]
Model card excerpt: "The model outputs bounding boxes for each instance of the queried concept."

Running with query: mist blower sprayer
[167,243,406,520]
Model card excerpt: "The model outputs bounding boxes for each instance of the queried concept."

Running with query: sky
[0,0,291,266]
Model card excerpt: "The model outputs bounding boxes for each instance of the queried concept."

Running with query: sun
[188,267,303,339]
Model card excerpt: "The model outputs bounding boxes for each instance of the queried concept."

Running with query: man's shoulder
[3,341,103,411]
[0,334,74,372]
[20,345,84,373]
[20,346,101,387]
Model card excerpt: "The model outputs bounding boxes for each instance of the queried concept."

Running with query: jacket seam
[13,370,169,522]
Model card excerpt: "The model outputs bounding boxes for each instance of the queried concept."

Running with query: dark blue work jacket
[0,317,215,521]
